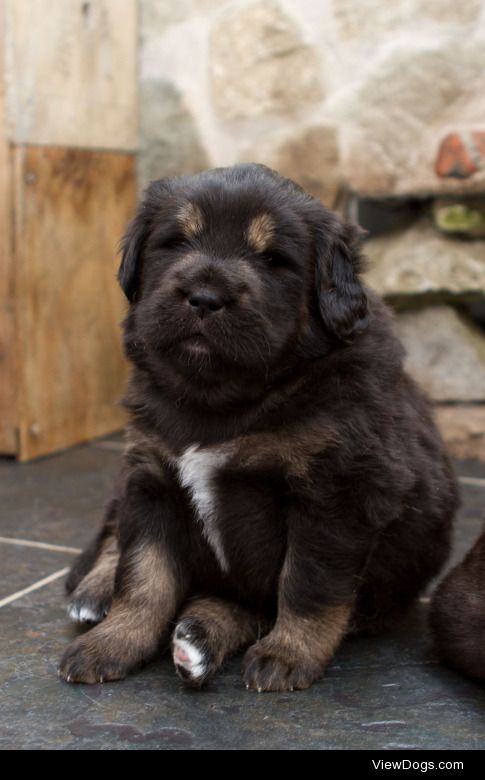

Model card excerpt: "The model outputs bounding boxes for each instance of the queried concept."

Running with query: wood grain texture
[14,146,134,460]
[0,4,18,454]
[5,0,137,150]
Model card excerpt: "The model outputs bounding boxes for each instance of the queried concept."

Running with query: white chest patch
[177,445,230,572]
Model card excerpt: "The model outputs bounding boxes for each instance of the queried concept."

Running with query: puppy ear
[118,208,149,303]
[314,217,368,341]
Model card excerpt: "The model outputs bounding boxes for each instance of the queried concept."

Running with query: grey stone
[209,0,323,119]
[395,306,485,402]
[364,218,485,300]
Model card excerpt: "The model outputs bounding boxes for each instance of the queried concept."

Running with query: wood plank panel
[5,0,137,151]
[14,146,134,460]
[0,3,18,454]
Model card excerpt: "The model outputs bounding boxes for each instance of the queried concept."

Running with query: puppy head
[119,164,368,391]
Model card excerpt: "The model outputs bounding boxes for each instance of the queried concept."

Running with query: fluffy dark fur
[430,523,485,679]
[59,163,458,691]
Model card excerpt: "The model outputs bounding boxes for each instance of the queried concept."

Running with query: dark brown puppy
[59,164,458,691]
[430,524,485,679]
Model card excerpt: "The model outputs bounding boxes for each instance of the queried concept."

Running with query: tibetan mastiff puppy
[59,164,458,692]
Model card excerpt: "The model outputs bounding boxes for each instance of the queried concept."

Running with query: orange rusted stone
[434,132,484,178]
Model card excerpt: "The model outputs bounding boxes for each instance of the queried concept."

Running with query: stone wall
[140,0,485,194]
[140,0,485,458]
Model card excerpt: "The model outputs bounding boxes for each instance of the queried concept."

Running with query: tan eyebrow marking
[178,202,204,237]
[246,213,275,253]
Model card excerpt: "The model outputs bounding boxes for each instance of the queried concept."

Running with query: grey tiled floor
[0,437,484,750]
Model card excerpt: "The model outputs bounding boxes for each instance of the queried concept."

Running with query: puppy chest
[175,445,284,577]
[176,445,230,571]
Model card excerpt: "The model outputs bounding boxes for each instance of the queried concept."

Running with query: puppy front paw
[58,630,132,685]
[242,639,322,693]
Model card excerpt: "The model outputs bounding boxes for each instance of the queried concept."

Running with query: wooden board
[5,0,137,151]
[14,146,135,460]
[0,4,18,454]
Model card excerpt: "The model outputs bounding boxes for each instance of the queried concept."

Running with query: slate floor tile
[0,443,484,750]
[0,444,121,548]
[0,544,74,602]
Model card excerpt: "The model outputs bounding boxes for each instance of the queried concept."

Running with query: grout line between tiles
[0,536,81,554]
[458,476,485,488]
[0,567,70,608]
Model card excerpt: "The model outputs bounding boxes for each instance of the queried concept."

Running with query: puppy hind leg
[353,505,454,635]
[172,597,265,687]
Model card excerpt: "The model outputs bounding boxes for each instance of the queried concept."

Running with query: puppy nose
[187,288,225,318]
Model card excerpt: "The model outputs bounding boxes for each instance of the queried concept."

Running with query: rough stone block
[395,306,485,402]
[364,219,485,301]
[434,405,485,462]
[209,0,323,119]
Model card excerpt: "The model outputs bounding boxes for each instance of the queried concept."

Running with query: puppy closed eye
[158,233,190,252]
[260,251,297,271]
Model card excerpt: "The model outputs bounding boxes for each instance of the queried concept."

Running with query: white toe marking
[177,445,230,572]
[173,637,207,681]
[79,606,98,622]
[68,604,99,623]
[67,604,80,622]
